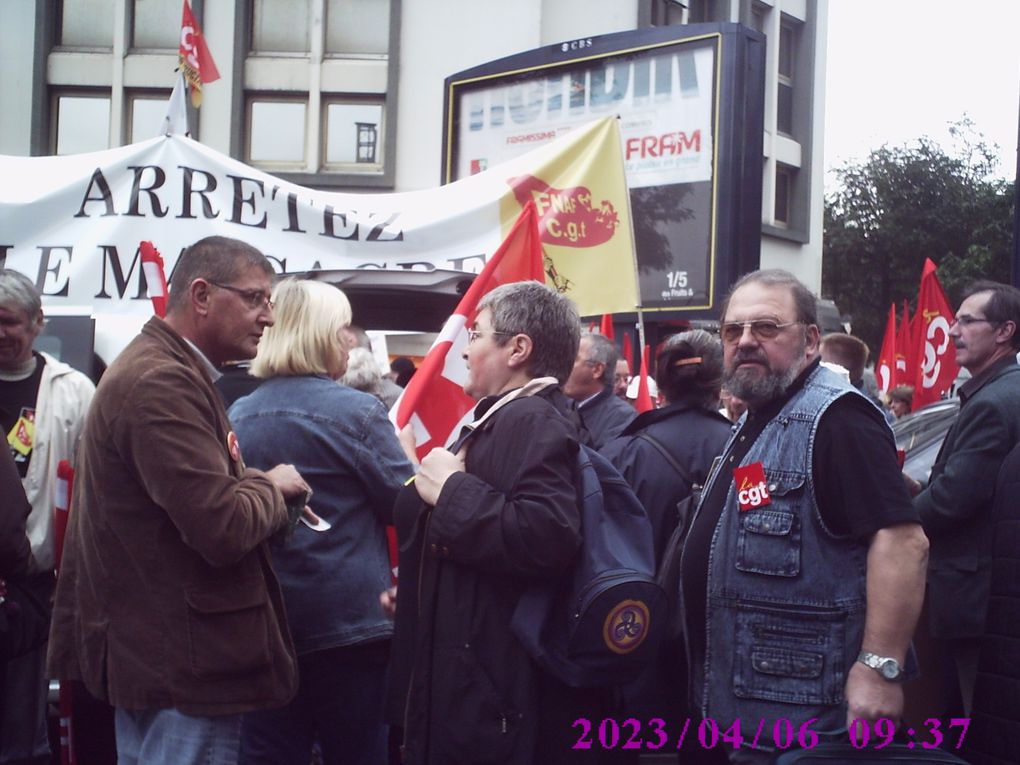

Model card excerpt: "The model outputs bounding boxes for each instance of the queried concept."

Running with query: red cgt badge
[733,462,771,512]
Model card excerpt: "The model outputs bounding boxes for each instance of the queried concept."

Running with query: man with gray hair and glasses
[564,331,635,448]
[0,268,95,765]
[679,269,928,763]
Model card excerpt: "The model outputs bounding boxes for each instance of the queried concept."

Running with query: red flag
[394,202,545,460]
[140,241,169,318]
[895,300,912,388]
[599,314,615,340]
[621,332,633,374]
[179,0,220,108]
[912,258,959,408]
[634,345,654,414]
[875,303,897,394]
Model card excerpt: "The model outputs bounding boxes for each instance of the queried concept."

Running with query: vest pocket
[732,604,847,705]
[735,509,801,577]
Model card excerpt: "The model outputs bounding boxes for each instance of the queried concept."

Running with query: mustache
[731,349,769,366]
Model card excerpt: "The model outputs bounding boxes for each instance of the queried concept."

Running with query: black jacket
[390,386,587,764]
[966,438,1020,764]
[0,446,31,578]
[576,387,635,450]
[600,401,732,563]
[915,359,1020,639]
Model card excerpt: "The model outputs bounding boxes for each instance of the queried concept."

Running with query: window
[247,99,308,166]
[54,93,111,154]
[252,0,311,53]
[750,2,768,34]
[647,0,686,26]
[59,0,114,47]
[774,164,794,226]
[326,0,389,55]
[132,0,180,49]
[776,21,795,136]
[325,101,384,170]
[129,93,172,142]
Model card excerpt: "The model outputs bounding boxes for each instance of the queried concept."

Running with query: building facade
[0,0,827,290]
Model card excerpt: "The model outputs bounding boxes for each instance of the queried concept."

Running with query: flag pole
[613,115,646,370]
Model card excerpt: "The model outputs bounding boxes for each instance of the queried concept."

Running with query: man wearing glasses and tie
[678,269,928,764]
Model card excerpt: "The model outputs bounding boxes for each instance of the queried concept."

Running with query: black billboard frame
[442,23,765,324]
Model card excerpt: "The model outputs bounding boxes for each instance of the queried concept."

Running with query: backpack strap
[636,432,694,486]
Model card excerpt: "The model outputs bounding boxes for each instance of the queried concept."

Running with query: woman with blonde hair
[228,279,413,765]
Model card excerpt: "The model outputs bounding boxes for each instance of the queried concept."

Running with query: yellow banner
[499,118,638,316]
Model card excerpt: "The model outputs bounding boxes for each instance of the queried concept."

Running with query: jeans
[239,641,389,765]
[114,707,242,765]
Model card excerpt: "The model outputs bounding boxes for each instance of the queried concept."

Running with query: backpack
[510,443,667,688]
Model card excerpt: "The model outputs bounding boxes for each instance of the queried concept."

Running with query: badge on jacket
[733,462,771,511]
[226,431,242,463]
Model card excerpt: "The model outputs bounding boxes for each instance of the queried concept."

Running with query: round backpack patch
[602,599,651,655]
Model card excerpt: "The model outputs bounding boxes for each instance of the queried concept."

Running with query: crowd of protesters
[3,237,1020,765]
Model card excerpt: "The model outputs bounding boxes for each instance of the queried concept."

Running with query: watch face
[880,659,901,679]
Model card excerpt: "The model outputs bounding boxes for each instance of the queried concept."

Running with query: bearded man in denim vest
[679,269,928,764]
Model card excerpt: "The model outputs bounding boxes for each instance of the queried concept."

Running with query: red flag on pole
[912,258,959,408]
[179,0,220,108]
[634,345,654,414]
[875,303,897,394]
[599,314,615,340]
[895,300,912,388]
[140,241,169,318]
[621,332,634,374]
[394,202,546,460]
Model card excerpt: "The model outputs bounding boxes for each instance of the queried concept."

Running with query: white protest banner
[0,117,636,318]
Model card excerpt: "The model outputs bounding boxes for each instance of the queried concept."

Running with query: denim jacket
[692,364,868,746]
[230,375,413,654]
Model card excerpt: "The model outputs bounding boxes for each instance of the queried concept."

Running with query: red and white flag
[393,202,545,460]
[634,344,654,414]
[140,241,169,318]
[912,258,959,408]
[875,303,897,393]
[179,0,220,108]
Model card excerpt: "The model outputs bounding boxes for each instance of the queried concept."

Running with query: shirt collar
[959,355,1017,404]
[183,339,222,382]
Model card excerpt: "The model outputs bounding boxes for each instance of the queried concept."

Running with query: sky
[823,0,1020,191]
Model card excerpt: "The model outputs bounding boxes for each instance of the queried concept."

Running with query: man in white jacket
[0,269,94,765]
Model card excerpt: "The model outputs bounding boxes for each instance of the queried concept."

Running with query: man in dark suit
[908,280,1020,716]
[563,332,635,449]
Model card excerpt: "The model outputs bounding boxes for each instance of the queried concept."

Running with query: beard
[723,336,806,408]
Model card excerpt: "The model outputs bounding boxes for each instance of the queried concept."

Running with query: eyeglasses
[467,328,515,343]
[207,281,274,311]
[719,319,802,344]
[952,315,995,327]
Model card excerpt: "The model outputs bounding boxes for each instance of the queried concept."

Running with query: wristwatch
[857,650,903,680]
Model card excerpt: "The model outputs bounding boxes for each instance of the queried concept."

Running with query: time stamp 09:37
[571,717,971,752]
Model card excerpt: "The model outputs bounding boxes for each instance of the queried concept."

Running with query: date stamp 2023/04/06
[571,717,971,752]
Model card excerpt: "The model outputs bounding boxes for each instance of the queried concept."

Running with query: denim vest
[695,365,868,746]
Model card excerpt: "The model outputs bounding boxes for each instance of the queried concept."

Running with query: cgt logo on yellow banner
[508,175,619,247]
[499,117,638,316]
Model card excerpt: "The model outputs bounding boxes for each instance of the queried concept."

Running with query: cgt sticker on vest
[734,462,771,511]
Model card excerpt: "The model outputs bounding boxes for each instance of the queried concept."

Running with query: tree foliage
[822,118,1014,357]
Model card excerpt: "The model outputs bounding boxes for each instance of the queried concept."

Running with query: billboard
[443,23,765,318]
